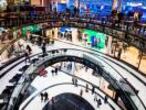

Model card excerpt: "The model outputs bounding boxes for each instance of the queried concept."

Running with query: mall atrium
[0,0,146,110]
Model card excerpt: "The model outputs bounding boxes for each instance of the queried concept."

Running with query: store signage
[126,2,143,7]
[22,24,41,36]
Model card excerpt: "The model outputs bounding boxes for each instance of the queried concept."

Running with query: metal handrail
[7,48,146,110]
[0,12,145,52]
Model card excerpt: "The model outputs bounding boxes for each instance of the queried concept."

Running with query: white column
[71,28,78,44]
[54,28,58,39]
[106,36,113,55]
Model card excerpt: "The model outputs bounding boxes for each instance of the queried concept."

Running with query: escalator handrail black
[6,49,145,110]
[1,47,145,110]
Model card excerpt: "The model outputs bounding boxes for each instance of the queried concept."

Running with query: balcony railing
[0,11,146,52]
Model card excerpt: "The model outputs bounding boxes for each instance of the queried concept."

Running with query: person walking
[85,66,88,72]
[80,89,83,97]
[104,95,108,104]
[55,68,58,75]
[97,99,100,108]
[75,78,78,87]
[98,99,102,107]
[72,77,75,85]
[97,99,102,108]
[94,94,98,102]
[42,40,46,56]
[26,45,32,54]
[44,92,49,101]
[51,69,54,76]
[40,92,44,102]
[92,86,95,94]
[63,49,67,54]
[38,36,42,46]
[85,84,89,92]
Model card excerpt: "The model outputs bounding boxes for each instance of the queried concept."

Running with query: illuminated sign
[126,2,143,7]
[22,24,41,36]
[83,29,106,49]
[61,0,67,4]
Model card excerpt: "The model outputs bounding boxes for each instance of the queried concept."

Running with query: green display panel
[22,24,41,36]
[83,29,106,49]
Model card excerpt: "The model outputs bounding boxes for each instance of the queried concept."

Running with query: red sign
[37,66,47,77]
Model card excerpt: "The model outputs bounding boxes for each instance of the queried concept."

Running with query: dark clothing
[40,93,44,101]
[75,78,78,86]
[44,92,48,101]
[92,86,95,94]
[104,95,108,103]
[80,89,83,96]
[63,49,67,53]
[85,66,88,72]
[52,50,55,55]
[72,77,75,85]
[38,37,42,45]
[118,49,122,59]
[26,45,32,54]
[55,68,58,75]
[72,77,78,86]
[42,42,46,47]
[86,84,89,92]
[42,46,46,55]
[51,70,54,76]
[98,99,102,106]
[42,42,46,55]
[97,99,102,108]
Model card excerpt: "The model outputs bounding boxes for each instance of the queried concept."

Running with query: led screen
[22,25,41,36]
[79,0,112,16]
[83,29,106,49]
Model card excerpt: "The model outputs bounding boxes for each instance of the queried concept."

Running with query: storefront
[21,24,42,38]
[45,27,107,52]
[45,27,58,39]
[109,37,146,75]
[44,26,146,75]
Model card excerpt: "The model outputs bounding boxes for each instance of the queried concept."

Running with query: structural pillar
[106,36,113,55]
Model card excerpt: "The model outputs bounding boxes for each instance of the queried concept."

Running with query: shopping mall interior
[0,0,146,110]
